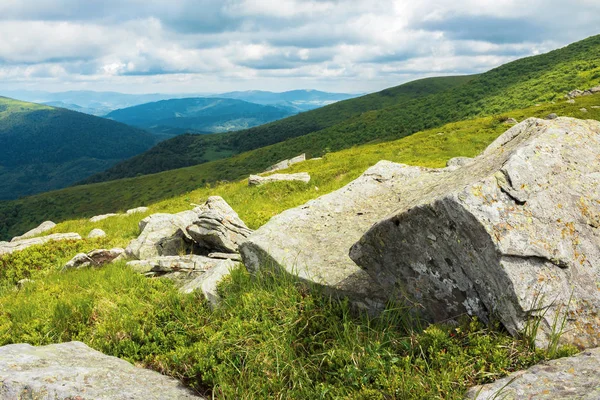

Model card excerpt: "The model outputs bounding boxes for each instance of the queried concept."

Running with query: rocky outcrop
[127,255,237,305]
[90,213,119,223]
[187,196,252,254]
[566,86,600,99]
[63,248,125,271]
[10,221,56,242]
[248,172,311,186]
[466,348,600,399]
[240,161,433,311]
[88,228,107,239]
[350,118,600,348]
[264,153,306,172]
[0,233,82,256]
[446,157,473,169]
[126,206,149,215]
[0,341,202,399]
[125,211,198,259]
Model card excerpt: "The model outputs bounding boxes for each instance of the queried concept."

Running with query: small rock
[546,113,558,120]
[87,228,107,239]
[208,252,243,261]
[90,213,119,223]
[10,221,56,242]
[63,248,125,271]
[126,207,149,215]
[503,118,518,125]
[581,108,589,113]
[264,154,306,173]
[566,99,576,104]
[591,106,600,109]
[16,278,34,289]
[248,172,311,186]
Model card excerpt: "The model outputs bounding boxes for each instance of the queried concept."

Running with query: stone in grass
[62,248,125,271]
[126,206,149,215]
[10,221,56,242]
[0,233,82,256]
[0,342,202,400]
[248,172,311,186]
[90,213,119,223]
[88,228,107,239]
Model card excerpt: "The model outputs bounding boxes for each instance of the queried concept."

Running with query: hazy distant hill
[0,97,158,200]
[105,98,295,136]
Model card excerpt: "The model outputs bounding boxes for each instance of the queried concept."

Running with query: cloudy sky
[0,0,598,94]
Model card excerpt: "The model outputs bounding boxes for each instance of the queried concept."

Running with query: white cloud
[0,0,597,93]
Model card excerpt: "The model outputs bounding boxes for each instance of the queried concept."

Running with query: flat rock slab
[0,341,202,399]
[350,118,600,348]
[264,153,306,173]
[240,160,433,310]
[90,213,119,223]
[63,248,125,271]
[10,221,56,242]
[0,233,82,256]
[248,172,311,186]
[466,348,600,399]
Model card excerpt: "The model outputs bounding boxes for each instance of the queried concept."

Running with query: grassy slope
[1,98,593,398]
[1,94,598,242]
[86,34,600,184]
[84,75,476,182]
[0,97,159,200]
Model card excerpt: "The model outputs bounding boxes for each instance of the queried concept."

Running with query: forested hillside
[84,34,600,183]
[0,97,158,200]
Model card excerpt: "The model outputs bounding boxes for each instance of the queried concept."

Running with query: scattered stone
[566,99,576,104]
[503,118,518,125]
[446,157,473,168]
[466,348,600,399]
[240,161,433,311]
[63,248,125,271]
[90,213,119,223]
[10,221,56,242]
[591,86,600,94]
[264,153,306,172]
[0,342,202,399]
[567,89,585,98]
[581,108,589,113]
[592,106,600,109]
[0,233,82,256]
[567,86,600,98]
[125,211,198,259]
[88,228,107,239]
[127,255,237,305]
[349,118,600,348]
[180,259,237,306]
[248,172,311,186]
[16,278,34,289]
[187,196,252,254]
[546,113,558,119]
[126,206,149,215]
[208,252,243,261]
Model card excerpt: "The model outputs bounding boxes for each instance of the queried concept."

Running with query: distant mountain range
[0,97,158,200]
[104,97,296,136]
[3,89,359,117]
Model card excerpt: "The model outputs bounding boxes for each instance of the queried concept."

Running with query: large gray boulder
[187,196,252,254]
[0,341,202,399]
[466,348,600,399]
[0,233,82,256]
[248,172,311,186]
[240,160,433,311]
[125,211,198,259]
[350,118,600,348]
[10,221,56,242]
[264,153,306,172]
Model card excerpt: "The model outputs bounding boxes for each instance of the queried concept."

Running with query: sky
[0,0,598,94]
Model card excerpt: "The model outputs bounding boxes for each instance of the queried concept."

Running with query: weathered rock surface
[187,196,252,254]
[0,341,202,399]
[125,211,198,259]
[446,157,473,169]
[63,248,125,271]
[466,348,600,399]
[0,233,82,256]
[503,118,518,125]
[567,86,600,98]
[264,153,306,172]
[10,221,56,242]
[127,206,149,215]
[208,252,242,261]
[248,172,311,186]
[240,160,434,310]
[127,255,237,304]
[350,118,600,348]
[90,213,119,223]
[88,228,107,239]
[566,99,576,104]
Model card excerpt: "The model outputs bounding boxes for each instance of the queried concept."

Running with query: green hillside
[83,75,475,182]
[1,93,598,241]
[85,34,600,184]
[0,97,159,200]
[105,97,295,136]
